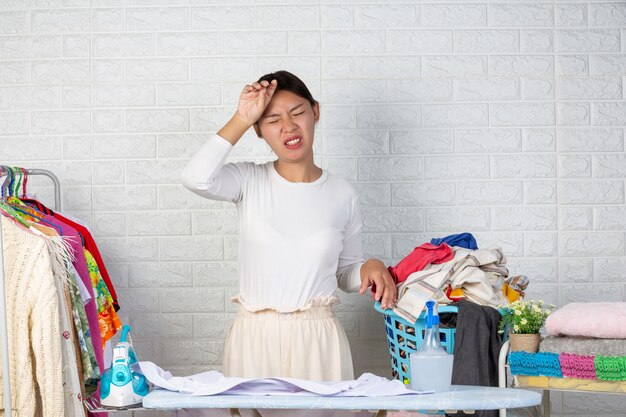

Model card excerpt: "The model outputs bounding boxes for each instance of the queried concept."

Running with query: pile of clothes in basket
[385,232,526,323]
[380,232,532,417]
[508,302,626,392]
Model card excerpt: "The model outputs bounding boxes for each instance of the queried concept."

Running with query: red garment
[372,243,454,300]
[389,242,454,284]
[23,199,119,311]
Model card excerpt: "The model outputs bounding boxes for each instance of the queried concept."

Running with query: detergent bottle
[409,300,454,392]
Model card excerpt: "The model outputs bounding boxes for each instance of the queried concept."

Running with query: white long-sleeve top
[181,134,365,312]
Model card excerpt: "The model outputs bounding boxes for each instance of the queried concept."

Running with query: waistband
[233,295,340,320]
[235,304,336,320]
[231,294,340,314]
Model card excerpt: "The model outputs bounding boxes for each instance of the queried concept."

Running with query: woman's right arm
[180,79,277,202]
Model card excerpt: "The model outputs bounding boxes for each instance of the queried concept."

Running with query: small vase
[509,333,540,353]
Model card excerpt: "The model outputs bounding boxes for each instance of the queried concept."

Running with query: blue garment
[430,232,478,250]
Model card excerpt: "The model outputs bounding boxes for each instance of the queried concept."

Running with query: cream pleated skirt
[223,304,354,382]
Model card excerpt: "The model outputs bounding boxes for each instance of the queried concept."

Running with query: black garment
[439,302,458,329]
[451,299,503,417]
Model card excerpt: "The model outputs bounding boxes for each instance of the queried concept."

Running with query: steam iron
[100,325,149,409]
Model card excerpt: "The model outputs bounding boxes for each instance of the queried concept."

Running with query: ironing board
[140,385,542,415]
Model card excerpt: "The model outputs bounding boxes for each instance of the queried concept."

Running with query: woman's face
[254,89,319,164]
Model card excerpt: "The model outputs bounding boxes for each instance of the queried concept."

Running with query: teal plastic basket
[374,301,457,385]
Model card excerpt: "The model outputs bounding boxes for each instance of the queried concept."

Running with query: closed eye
[267,111,304,124]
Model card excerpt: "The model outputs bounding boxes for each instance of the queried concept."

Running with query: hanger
[20,167,28,198]
[6,199,40,216]
[13,167,23,197]
[0,200,31,229]
[1,165,19,200]
[0,165,63,235]
[2,166,64,235]
[1,165,11,200]
[0,167,66,237]
[14,167,55,216]
[7,166,16,197]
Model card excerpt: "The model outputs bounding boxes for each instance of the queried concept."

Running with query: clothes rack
[0,167,61,417]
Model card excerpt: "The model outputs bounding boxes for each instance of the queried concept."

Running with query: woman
[181,70,396,382]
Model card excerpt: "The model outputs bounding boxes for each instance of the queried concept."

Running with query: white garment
[47,239,86,417]
[69,263,92,304]
[0,216,64,417]
[181,134,365,312]
[138,362,428,396]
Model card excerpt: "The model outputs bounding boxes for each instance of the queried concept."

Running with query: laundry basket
[374,302,458,385]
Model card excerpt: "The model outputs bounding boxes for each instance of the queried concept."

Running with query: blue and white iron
[100,325,149,408]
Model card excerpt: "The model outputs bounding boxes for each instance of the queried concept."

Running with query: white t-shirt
[181,134,365,312]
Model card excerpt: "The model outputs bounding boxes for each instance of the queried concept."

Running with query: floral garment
[84,249,122,347]
[68,268,100,382]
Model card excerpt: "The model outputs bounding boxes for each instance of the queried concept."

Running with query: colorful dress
[85,249,122,347]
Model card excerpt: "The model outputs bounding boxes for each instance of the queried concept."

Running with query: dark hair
[257,70,316,108]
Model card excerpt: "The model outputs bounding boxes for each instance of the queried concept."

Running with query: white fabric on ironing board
[138,361,428,397]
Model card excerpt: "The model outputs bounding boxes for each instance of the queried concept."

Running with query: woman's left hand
[359,259,397,309]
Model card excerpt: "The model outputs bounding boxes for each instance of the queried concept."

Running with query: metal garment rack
[0,168,61,417]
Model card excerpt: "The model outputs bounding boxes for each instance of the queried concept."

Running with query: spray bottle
[409,300,454,392]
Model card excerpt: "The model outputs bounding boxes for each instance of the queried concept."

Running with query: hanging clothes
[21,200,119,311]
[0,216,65,417]
[3,173,109,413]
[25,220,88,416]
[5,215,90,417]
[67,264,100,384]
[47,238,88,417]
[84,249,122,347]
[27,209,109,406]
[40,214,106,377]
[2,167,116,416]
[27,219,100,382]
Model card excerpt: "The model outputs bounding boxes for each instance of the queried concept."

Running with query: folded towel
[595,356,626,381]
[540,336,626,356]
[559,353,597,380]
[508,352,562,378]
[545,302,626,338]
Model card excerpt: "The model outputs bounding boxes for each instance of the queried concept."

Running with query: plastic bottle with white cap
[409,300,454,392]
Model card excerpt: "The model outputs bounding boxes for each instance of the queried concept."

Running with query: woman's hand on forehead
[236,79,278,126]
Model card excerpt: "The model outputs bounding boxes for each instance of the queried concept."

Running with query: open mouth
[284,136,302,148]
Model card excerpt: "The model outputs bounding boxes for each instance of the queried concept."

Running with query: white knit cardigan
[0,216,64,417]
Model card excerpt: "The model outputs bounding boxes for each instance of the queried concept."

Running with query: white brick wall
[1,1,625,416]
